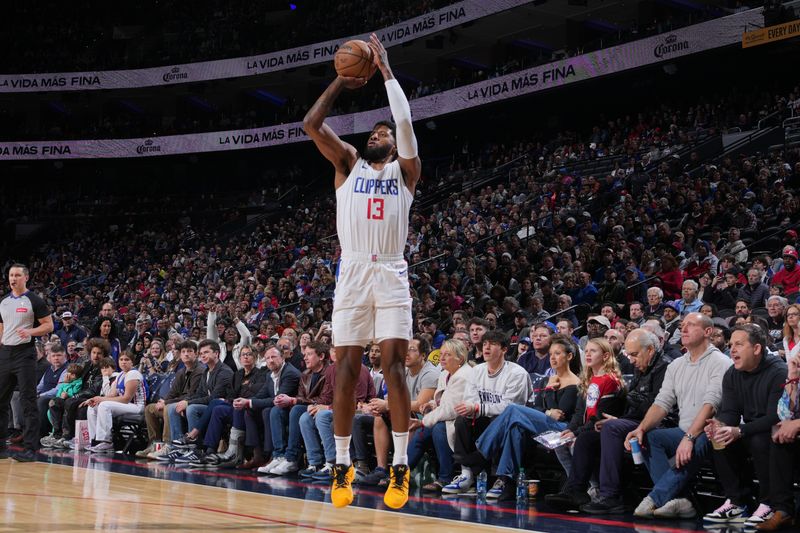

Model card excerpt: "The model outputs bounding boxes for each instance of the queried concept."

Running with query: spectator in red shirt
[657,255,684,301]
[773,248,800,298]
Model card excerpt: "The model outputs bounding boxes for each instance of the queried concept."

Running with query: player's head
[364,120,397,162]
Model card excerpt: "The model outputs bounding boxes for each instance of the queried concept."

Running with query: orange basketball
[334,40,377,79]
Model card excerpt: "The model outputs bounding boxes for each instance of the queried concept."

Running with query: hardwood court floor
[0,461,529,532]
[0,448,710,533]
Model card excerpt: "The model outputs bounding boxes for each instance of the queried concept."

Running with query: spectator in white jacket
[206,304,252,373]
[407,338,474,492]
[441,330,531,494]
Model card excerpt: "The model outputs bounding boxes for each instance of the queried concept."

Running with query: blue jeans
[187,399,227,436]
[203,403,246,451]
[642,426,710,507]
[408,421,454,483]
[166,402,186,442]
[283,404,308,463]
[315,409,336,463]
[268,405,291,457]
[351,413,374,463]
[299,410,324,465]
[476,404,566,478]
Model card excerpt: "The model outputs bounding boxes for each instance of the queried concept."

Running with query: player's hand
[367,33,389,74]
[338,76,368,90]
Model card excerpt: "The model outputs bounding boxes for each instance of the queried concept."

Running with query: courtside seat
[112,372,175,454]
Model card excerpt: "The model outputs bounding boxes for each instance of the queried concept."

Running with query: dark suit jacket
[250,363,301,409]
[188,362,234,405]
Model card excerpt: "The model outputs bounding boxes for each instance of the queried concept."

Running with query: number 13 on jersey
[367,198,384,220]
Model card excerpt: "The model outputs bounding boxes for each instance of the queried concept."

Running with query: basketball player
[0,264,54,462]
[303,33,420,509]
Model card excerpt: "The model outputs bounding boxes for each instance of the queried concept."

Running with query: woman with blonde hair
[782,304,800,361]
[546,338,625,509]
[138,338,166,376]
[407,338,474,492]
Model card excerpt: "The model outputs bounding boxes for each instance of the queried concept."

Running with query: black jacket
[230,367,268,401]
[622,350,671,421]
[250,363,301,410]
[568,387,627,435]
[717,353,787,437]
[164,364,205,404]
[704,283,737,311]
[188,362,234,405]
[73,363,104,400]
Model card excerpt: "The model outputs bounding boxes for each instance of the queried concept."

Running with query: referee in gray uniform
[0,264,53,461]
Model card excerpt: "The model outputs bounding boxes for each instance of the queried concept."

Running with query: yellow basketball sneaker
[383,464,410,509]
[331,463,355,508]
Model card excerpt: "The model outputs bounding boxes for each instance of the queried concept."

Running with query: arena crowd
[4,73,800,533]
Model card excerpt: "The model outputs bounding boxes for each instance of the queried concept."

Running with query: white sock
[392,431,409,466]
[460,466,473,480]
[334,434,351,465]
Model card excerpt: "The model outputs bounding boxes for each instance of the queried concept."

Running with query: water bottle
[629,437,644,465]
[476,470,487,499]
[516,468,527,505]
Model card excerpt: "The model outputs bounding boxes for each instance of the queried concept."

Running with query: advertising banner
[0,8,763,160]
[0,0,532,93]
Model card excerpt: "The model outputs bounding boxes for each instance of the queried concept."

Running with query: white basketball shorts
[332,252,412,346]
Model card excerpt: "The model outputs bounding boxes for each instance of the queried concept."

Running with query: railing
[757,109,785,130]
[626,275,660,291]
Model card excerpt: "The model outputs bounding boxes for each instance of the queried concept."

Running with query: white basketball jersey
[336,158,413,256]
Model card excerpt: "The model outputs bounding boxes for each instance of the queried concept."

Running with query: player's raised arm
[302,77,363,178]
[367,33,421,194]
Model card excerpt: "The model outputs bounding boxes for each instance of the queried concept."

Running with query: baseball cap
[518,336,532,346]
[61,311,73,319]
[784,248,799,259]
[587,316,611,329]
[663,301,680,313]
[255,334,269,341]
[786,229,798,239]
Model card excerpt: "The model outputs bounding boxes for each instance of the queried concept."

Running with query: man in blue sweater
[36,344,67,437]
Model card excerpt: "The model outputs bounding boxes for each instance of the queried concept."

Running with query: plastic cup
[527,479,539,499]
